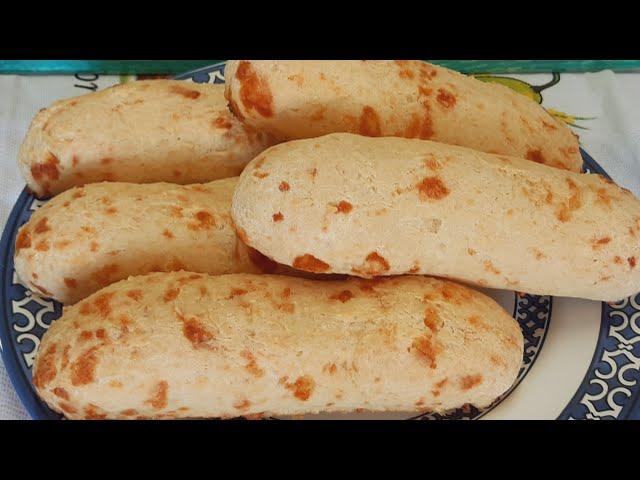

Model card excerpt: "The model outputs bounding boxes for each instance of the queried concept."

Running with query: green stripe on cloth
[1,60,640,75]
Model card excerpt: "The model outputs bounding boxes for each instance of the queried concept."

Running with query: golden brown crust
[224,60,581,171]
[18,80,274,197]
[33,273,522,419]
[232,133,640,302]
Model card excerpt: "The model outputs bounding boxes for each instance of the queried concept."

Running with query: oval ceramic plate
[1,62,639,420]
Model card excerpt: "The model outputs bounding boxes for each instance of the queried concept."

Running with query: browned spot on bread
[162,229,174,239]
[490,355,508,368]
[435,282,474,306]
[59,402,77,414]
[409,264,420,274]
[92,263,119,287]
[127,289,143,301]
[436,88,456,108]
[234,399,251,411]
[460,374,483,390]
[95,329,106,340]
[272,212,284,222]
[79,331,93,342]
[35,240,49,251]
[419,64,438,80]
[16,229,31,251]
[411,336,439,369]
[53,387,70,401]
[241,351,265,377]
[357,278,385,293]
[93,292,115,318]
[422,154,441,170]
[118,314,132,334]
[105,207,117,215]
[72,189,86,200]
[31,153,60,183]
[279,302,295,313]
[72,156,79,167]
[423,306,441,332]
[170,84,200,99]
[54,240,71,249]
[614,255,623,265]
[84,404,107,420]
[33,343,57,388]
[293,254,330,273]
[281,288,291,299]
[323,363,338,375]
[596,188,612,207]
[285,375,315,401]
[79,302,93,315]
[188,210,215,231]
[402,114,422,138]
[431,378,449,397]
[287,73,305,86]
[467,315,491,331]
[352,252,390,276]
[419,109,434,139]
[525,149,545,165]
[542,120,558,131]
[120,409,138,417]
[63,277,77,289]
[279,181,290,192]
[70,346,100,386]
[34,217,50,234]
[236,61,273,117]
[556,178,582,222]
[109,380,122,388]
[213,116,233,129]
[146,381,169,409]
[176,274,203,286]
[335,201,353,214]
[329,290,354,303]
[629,257,637,268]
[100,158,113,165]
[81,225,95,234]
[228,288,248,299]
[416,176,449,200]
[545,190,554,204]
[247,246,279,273]
[170,206,183,218]
[182,317,215,350]
[359,106,381,137]
[467,248,477,256]
[253,171,269,179]
[163,287,180,302]
[591,236,611,249]
[483,260,501,275]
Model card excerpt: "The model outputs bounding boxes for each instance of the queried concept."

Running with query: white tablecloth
[1,71,639,419]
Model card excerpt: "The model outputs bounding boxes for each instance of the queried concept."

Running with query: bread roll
[232,133,640,302]
[32,272,523,419]
[19,80,274,197]
[224,60,581,171]
[13,178,284,304]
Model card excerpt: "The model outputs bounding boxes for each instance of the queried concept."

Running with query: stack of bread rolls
[19,62,640,420]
